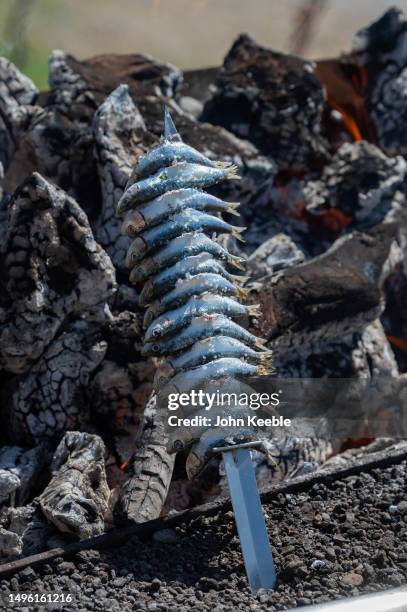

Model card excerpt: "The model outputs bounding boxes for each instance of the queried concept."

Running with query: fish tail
[259,351,274,367]
[216,161,233,169]
[231,226,246,243]
[258,361,273,376]
[237,286,249,300]
[227,164,241,180]
[227,202,241,217]
[255,337,268,350]
[230,255,246,270]
[230,273,249,284]
[248,304,261,318]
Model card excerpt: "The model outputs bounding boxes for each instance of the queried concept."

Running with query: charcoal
[93,85,157,272]
[271,318,398,379]
[39,431,110,539]
[0,526,22,558]
[258,223,401,338]
[382,264,407,372]
[352,8,407,156]
[114,394,175,525]
[303,141,407,230]
[247,233,305,280]
[0,504,60,559]
[0,446,44,506]
[0,173,115,375]
[5,320,107,444]
[89,310,153,418]
[0,58,38,171]
[48,49,183,120]
[202,34,330,170]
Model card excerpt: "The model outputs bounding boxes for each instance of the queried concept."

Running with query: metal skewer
[213,441,277,592]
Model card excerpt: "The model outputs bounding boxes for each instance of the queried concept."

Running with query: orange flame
[315,61,374,143]
[329,100,363,142]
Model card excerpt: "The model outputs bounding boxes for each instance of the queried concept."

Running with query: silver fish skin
[157,273,248,311]
[162,358,261,396]
[125,209,245,266]
[154,336,272,387]
[139,253,245,307]
[122,189,240,235]
[144,295,259,341]
[127,142,223,182]
[117,162,239,212]
[129,232,245,284]
[143,314,266,356]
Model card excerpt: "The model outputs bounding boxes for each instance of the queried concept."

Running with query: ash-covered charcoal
[272,318,398,380]
[89,310,155,423]
[382,264,407,373]
[93,85,157,272]
[0,504,61,559]
[303,141,407,231]
[39,431,110,539]
[352,8,407,156]
[48,50,183,120]
[114,394,175,525]
[258,223,401,339]
[0,446,44,506]
[247,233,305,281]
[0,58,38,171]
[0,173,115,375]
[202,34,330,170]
[5,320,107,444]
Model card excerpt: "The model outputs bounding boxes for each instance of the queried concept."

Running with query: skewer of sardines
[116,107,272,399]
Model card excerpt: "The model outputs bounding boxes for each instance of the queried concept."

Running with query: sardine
[154,336,272,387]
[129,232,245,284]
[122,189,240,235]
[143,314,267,356]
[139,252,246,307]
[125,209,245,267]
[127,142,226,182]
[154,273,248,311]
[117,162,239,213]
[145,295,260,341]
[162,358,266,396]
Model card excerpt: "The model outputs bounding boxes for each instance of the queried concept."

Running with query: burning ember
[0,7,406,574]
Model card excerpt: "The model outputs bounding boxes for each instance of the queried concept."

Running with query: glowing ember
[387,335,407,352]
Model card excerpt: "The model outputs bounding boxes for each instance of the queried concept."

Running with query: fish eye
[172,440,184,451]
[152,344,160,352]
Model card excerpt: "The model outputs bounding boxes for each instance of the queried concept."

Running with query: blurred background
[1,0,406,89]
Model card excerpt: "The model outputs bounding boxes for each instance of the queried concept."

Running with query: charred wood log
[202,34,330,170]
[247,233,305,281]
[352,8,407,157]
[4,321,107,444]
[258,223,401,338]
[114,394,175,525]
[93,85,157,273]
[0,58,38,171]
[39,432,110,539]
[47,50,182,121]
[0,173,115,375]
